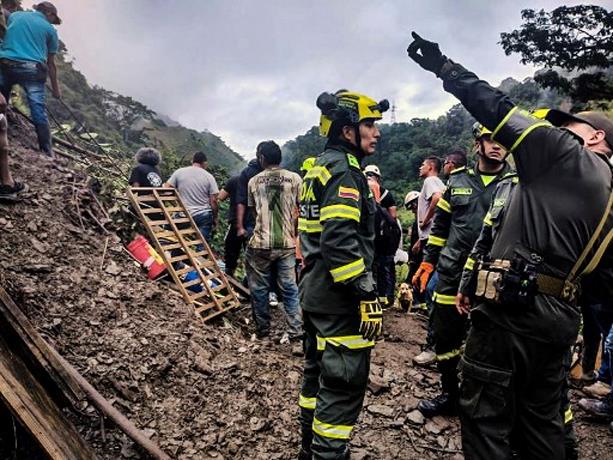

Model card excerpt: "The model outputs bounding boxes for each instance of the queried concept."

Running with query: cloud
[24,0,610,158]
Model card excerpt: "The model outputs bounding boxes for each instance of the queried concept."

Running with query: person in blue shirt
[0,2,61,156]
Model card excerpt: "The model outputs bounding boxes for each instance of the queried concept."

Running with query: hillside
[40,46,244,176]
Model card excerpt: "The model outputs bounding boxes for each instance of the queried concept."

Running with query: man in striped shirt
[246,140,303,340]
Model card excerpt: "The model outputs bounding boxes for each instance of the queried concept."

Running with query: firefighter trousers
[299,310,373,459]
[432,280,468,399]
[459,310,567,460]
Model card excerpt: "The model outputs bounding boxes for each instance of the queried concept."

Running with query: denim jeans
[0,62,51,153]
[245,247,302,338]
[192,211,213,241]
[591,305,613,384]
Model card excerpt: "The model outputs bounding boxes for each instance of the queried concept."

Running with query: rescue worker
[412,123,513,417]
[408,32,612,459]
[297,89,388,459]
[456,167,578,460]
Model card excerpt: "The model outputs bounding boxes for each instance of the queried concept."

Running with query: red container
[127,235,167,279]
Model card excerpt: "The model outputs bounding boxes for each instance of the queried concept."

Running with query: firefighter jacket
[423,162,514,290]
[438,59,613,346]
[298,142,376,314]
[458,173,519,295]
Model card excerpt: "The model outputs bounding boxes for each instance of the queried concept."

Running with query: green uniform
[423,163,513,400]
[436,59,612,459]
[298,141,376,459]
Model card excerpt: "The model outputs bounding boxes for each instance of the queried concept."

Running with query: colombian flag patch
[338,186,360,201]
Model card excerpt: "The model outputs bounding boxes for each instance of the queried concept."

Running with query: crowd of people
[0,4,612,459]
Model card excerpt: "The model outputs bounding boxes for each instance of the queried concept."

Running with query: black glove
[407,32,447,76]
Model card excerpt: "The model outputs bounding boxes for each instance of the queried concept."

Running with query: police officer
[297,90,388,459]
[408,32,612,459]
[412,123,513,417]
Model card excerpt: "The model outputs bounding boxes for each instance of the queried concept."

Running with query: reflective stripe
[436,348,462,361]
[320,204,360,222]
[312,417,353,440]
[491,107,518,140]
[299,394,317,410]
[564,406,573,425]
[428,235,447,247]
[483,212,493,226]
[509,122,550,152]
[437,198,451,213]
[298,218,323,233]
[305,166,332,186]
[316,335,375,351]
[433,292,456,305]
[464,257,475,271]
[330,258,365,282]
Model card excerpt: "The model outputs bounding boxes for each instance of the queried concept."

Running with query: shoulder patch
[346,154,360,169]
[338,186,360,201]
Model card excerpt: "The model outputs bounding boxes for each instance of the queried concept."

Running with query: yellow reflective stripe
[305,166,332,186]
[437,198,451,213]
[330,258,365,283]
[320,204,360,222]
[436,348,462,361]
[491,107,518,140]
[433,292,456,305]
[298,218,323,233]
[509,122,550,152]
[428,235,447,247]
[464,257,475,271]
[312,417,353,440]
[564,407,573,424]
[483,212,493,226]
[299,394,317,410]
[317,335,375,350]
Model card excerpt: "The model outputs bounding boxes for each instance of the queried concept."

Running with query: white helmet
[404,190,420,207]
[364,164,381,177]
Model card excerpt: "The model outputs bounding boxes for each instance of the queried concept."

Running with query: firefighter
[408,32,612,459]
[412,123,514,417]
[297,89,388,460]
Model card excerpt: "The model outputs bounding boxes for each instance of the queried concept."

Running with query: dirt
[0,118,612,459]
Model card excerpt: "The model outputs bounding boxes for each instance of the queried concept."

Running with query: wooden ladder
[127,187,240,322]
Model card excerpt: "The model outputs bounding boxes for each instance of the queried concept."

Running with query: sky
[23,0,609,158]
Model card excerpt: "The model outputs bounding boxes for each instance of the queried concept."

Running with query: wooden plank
[0,287,84,405]
[0,336,96,460]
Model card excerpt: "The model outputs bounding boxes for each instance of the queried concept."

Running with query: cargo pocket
[459,357,512,420]
[321,342,370,390]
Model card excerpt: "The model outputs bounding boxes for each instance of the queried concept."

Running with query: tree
[500,5,613,105]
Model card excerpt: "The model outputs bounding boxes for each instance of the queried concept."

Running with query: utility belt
[475,254,580,307]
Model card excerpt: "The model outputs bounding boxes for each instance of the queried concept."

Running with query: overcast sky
[24,0,608,158]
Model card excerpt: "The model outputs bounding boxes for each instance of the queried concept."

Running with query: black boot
[417,392,458,417]
[298,447,312,460]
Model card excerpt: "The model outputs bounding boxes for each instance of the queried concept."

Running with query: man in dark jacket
[412,124,513,417]
[408,32,612,459]
[297,90,388,459]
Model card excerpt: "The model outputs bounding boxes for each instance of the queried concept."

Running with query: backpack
[375,190,402,256]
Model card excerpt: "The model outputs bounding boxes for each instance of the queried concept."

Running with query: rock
[249,416,266,432]
[431,415,451,432]
[367,404,394,417]
[425,420,442,435]
[27,221,38,232]
[368,374,390,395]
[0,217,7,226]
[105,261,122,275]
[406,410,425,426]
[30,238,48,253]
[351,448,368,460]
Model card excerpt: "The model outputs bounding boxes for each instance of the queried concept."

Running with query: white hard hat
[404,190,420,206]
[364,164,381,177]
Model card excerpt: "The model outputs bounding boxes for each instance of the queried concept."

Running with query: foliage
[500,5,613,105]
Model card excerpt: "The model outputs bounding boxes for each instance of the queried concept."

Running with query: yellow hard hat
[472,122,492,139]
[300,156,316,172]
[317,90,389,137]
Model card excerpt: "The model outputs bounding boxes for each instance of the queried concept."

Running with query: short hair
[192,151,208,164]
[425,155,442,173]
[135,147,161,166]
[445,149,467,168]
[256,140,282,165]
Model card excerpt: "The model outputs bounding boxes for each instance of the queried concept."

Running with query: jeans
[425,271,439,349]
[375,254,395,302]
[0,62,51,153]
[245,247,302,338]
[590,305,613,384]
[604,325,613,388]
[192,211,213,241]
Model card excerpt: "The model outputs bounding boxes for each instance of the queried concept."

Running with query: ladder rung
[153,230,174,239]
[168,218,192,225]
[137,195,157,202]
[189,290,211,301]
[169,254,189,263]
[175,265,194,277]
[158,195,179,201]
[148,219,170,226]
[141,208,164,214]
[183,278,202,289]
[194,302,218,315]
[161,206,183,213]
[160,242,182,251]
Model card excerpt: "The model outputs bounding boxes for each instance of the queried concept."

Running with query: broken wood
[50,348,172,460]
[0,335,96,460]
